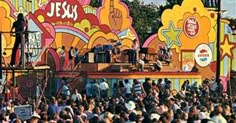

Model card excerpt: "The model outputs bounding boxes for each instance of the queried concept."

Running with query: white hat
[125,101,136,111]
[199,112,210,119]
[150,113,160,120]
[31,111,41,119]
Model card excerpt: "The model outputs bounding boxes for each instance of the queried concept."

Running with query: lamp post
[216,0,221,84]
[0,32,2,81]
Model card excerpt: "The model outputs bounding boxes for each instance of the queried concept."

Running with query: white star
[14,7,28,17]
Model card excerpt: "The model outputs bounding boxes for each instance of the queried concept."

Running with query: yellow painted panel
[72,37,80,47]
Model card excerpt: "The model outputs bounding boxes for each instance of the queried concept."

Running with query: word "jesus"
[47,1,78,21]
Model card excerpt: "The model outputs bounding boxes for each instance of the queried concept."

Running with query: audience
[0,77,235,123]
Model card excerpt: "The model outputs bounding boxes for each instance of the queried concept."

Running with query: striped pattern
[10,0,34,12]
[83,6,97,15]
[210,21,234,78]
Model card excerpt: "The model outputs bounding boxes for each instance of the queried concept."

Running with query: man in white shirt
[137,59,144,72]
[71,88,82,102]
[99,78,109,98]
[211,105,227,123]
[124,79,133,98]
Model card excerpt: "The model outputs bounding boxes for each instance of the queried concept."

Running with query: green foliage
[89,0,102,8]
[228,18,236,31]
[123,0,161,46]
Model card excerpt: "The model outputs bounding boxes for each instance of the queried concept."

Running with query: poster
[182,51,195,72]
[14,105,32,121]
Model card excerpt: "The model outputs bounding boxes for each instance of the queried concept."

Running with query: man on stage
[10,13,27,67]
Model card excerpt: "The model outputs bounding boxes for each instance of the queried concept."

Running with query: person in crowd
[61,82,70,100]
[71,88,82,102]
[132,79,146,99]
[9,13,27,67]
[181,80,190,92]
[112,81,119,97]
[211,105,227,123]
[118,80,126,97]
[124,79,133,98]
[99,78,109,98]
[29,112,41,123]
[143,78,152,96]
[90,80,99,98]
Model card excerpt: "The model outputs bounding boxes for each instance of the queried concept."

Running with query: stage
[54,62,202,91]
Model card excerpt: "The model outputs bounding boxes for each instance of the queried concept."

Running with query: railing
[0,31,40,81]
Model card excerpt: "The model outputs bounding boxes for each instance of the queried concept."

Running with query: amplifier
[103,45,113,51]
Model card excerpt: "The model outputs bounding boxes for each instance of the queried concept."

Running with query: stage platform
[2,65,50,70]
[73,62,178,72]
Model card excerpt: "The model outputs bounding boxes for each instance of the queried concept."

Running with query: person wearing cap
[30,112,41,123]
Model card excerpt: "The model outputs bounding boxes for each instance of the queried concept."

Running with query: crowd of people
[0,77,235,123]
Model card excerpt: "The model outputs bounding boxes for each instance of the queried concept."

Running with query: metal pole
[0,32,2,81]
[216,0,221,84]
[21,34,25,69]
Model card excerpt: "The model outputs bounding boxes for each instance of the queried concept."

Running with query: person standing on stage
[154,58,162,72]
[65,46,74,71]
[131,39,138,65]
[60,46,65,71]
[74,48,80,66]
[10,13,26,67]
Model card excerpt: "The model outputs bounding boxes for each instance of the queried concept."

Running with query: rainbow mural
[0,0,139,71]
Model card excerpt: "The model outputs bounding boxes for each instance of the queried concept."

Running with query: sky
[143,0,236,18]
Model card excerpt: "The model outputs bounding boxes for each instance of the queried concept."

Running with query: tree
[90,0,102,8]
[123,0,160,45]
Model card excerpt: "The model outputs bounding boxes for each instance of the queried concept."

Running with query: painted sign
[14,105,32,121]
[194,44,212,67]
[184,17,200,38]
[182,51,195,72]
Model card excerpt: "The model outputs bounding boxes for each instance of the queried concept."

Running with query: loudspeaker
[191,66,199,72]
[88,53,94,63]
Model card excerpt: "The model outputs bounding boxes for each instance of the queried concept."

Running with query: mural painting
[144,0,236,90]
